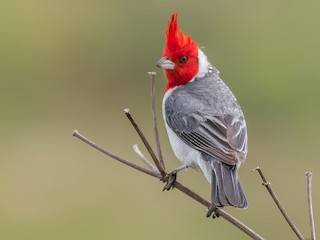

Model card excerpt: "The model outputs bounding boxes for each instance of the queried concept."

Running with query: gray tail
[211,160,247,208]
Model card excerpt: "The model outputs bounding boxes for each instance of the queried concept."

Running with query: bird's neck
[164,70,193,92]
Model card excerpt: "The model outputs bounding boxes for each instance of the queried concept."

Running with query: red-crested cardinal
[156,13,248,217]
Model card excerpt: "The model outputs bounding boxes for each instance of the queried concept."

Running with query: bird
[156,13,248,217]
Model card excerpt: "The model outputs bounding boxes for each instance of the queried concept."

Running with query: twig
[305,171,316,240]
[72,129,161,178]
[253,166,304,240]
[133,144,160,174]
[123,109,264,239]
[148,72,165,170]
[124,108,166,177]
[73,129,264,240]
[173,181,263,239]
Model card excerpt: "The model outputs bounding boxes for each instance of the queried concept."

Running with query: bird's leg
[206,204,220,219]
[162,164,190,191]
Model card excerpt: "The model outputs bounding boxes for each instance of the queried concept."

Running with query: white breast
[162,88,212,183]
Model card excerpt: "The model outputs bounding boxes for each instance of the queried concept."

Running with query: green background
[1,0,319,239]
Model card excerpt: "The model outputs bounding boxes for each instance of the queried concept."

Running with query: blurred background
[1,0,319,239]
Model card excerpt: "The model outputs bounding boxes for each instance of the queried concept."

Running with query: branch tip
[251,166,261,171]
[73,129,79,136]
[148,72,157,76]
[133,144,160,175]
[305,171,312,177]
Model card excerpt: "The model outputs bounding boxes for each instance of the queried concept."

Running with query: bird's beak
[156,57,175,70]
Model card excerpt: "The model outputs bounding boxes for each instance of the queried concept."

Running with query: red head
[156,13,199,92]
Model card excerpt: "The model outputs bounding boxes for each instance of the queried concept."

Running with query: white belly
[163,90,212,182]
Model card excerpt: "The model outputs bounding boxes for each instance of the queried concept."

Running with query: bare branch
[173,181,264,239]
[133,144,160,174]
[253,166,304,240]
[123,110,264,239]
[73,130,161,178]
[72,71,270,240]
[124,108,166,177]
[73,129,264,240]
[305,171,316,240]
[148,72,165,170]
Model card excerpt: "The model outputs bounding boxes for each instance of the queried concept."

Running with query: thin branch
[133,144,160,174]
[305,171,316,240]
[148,72,165,170]
[173,181,263,239]
[72,130,161,178]
[253,166,304,240]
[73,130,264,240]
[123,109,264,239]
[124,108,166,177]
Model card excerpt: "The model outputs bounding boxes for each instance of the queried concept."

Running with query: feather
[164,70,248,207]
[210,158,247,208]
[164,71,248,165]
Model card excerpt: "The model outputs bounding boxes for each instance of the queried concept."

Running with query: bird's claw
[162,172,177,191]
[206,204,220,219]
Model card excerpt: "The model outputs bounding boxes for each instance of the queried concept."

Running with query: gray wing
[165,82,247,165]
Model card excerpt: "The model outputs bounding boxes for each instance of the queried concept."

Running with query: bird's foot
[162,171,177,191]
[206,204,220,219]
[162,164,190,191]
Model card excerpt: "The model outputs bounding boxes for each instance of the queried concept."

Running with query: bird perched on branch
[156,13,248,217]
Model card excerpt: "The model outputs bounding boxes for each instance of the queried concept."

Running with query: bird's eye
[179,56,188,63]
